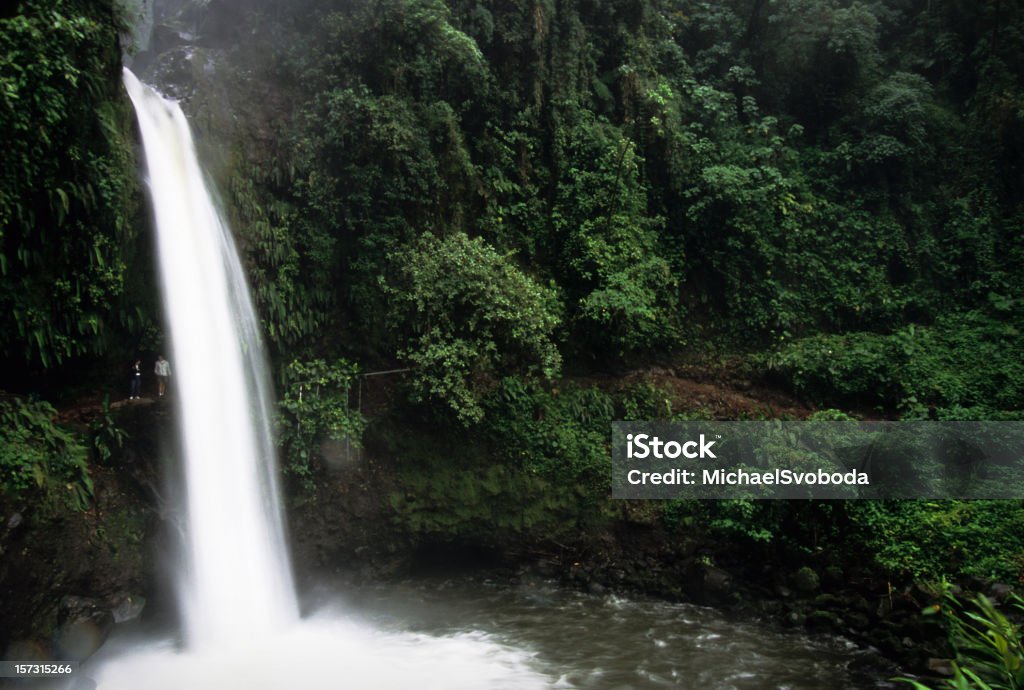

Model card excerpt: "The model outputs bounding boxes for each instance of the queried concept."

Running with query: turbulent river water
[86,576,889,689]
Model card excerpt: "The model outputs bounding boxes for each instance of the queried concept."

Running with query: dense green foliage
[383,231,561,423]
[197,0,1024,421]
[388,378,685,537]
[652,414,1024,585]
[0,0,144,369]
[940,594,1024,690]
[0,396,93,511]
[850,501,1024,583]
[386,430,587,539]
[483,377,615,499]
[277,358,365,484]
[661,496,1024,585]
[768,310,1024,414]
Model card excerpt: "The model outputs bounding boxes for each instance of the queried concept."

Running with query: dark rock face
[141,46,207,101]
[0,404,169,657]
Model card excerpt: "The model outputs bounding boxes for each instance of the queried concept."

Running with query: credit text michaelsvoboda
[623,433,870,486]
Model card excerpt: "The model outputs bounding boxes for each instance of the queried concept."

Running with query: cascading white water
[122,68,297,647]
[98,69,552,690]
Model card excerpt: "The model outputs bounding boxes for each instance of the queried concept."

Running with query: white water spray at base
[90,613,552,690]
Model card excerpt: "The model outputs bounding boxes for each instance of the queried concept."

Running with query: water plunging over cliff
[102,70,552,689]
[122,68,297,648]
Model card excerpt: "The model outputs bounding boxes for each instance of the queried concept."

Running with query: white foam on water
[90,612,553,690]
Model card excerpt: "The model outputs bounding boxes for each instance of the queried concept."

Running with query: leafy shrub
[383,232,562,424]
[89,395,127,464]
[277,359,365,486]
[618,382,676,421]
[767,311,1024,413]
[942,593,1024,690]
[0,396,92,511]
[483,377,613,502]
[552,114,680,355]
[847,501,1024,583]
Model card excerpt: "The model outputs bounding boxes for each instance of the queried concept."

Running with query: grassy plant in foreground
[899,592,1024,689]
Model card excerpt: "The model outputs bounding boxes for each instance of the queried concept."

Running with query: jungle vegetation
[2,0,1023,611]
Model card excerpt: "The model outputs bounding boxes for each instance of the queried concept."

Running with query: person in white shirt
[155,355,172,397]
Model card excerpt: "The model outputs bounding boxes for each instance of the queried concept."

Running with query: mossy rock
[805,609,842,631]
[793,566,820,593]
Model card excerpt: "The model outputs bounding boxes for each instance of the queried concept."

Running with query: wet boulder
[53,596,114,661]
[684,562,734,604]
[112,593,147,624]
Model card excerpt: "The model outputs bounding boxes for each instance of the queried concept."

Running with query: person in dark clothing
[130,359,142,399]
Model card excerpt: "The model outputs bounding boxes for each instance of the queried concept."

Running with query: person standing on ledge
[130,359,142,400]
[155,354,171,397]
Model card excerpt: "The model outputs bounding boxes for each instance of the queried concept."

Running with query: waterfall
[122,68,297,648]
[99,69,551,690]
